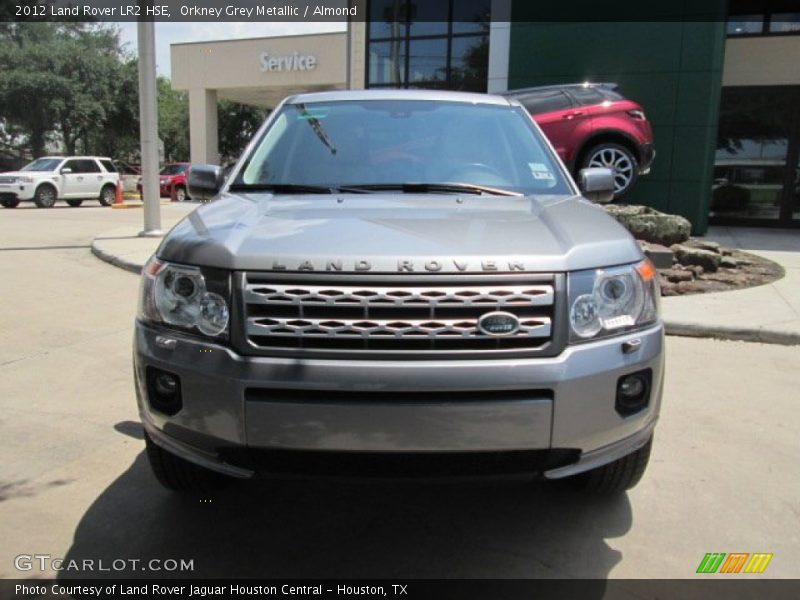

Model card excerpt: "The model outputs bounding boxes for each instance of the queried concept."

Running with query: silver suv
[0,156,119,208]
[134,90,664,494]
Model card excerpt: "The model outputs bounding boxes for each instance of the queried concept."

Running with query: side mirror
[187,164,223,202]
[578,167,615,204]
[60,167,72,175]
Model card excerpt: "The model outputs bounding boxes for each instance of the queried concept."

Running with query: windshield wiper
[228,183,338,194]
[339,182,522,197]
[295,103,337,155]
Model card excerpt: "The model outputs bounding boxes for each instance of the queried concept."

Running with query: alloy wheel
[588,147,634,194]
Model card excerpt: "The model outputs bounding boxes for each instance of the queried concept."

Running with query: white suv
[0,156,120,209]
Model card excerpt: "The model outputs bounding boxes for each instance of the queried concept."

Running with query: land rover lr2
[134,90,664,494]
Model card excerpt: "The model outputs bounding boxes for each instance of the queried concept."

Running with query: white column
[137,21,162,237]
[487,0,511,94]
[189,88,219,165]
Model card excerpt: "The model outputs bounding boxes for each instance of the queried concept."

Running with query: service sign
[259,51,317,73]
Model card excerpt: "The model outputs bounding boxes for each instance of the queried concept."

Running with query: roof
[284,89,513,106]
[39,156,113,161]
[501,83,619,96]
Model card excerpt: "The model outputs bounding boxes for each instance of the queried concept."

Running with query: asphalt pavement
[0,202,798,579]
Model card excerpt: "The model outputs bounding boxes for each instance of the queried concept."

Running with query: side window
[61,160,81,173]
[568,87,606,106]
[100,160,117,173]
[76,159,101,173]
[519,91,573,115]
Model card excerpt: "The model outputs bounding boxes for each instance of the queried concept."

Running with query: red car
[503,83,654,198]
[137,162,192,202]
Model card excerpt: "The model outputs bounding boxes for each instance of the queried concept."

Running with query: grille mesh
[240,276,557,355]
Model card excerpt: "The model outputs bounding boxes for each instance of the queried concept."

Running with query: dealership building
[171,0,800,232]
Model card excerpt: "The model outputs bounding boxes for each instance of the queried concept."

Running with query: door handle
[77,176,84,181]
[562,111,585,120]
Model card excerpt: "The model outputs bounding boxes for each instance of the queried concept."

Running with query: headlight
[568,259,659,342]
[138,258,230,338]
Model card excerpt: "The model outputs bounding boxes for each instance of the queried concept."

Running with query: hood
[1,171,57,178]
[156,192,642,273]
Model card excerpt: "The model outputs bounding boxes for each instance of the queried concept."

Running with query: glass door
[712,86,800,226]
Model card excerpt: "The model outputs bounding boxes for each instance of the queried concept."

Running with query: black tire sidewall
[99,184,116,206]
[34,185,57,208]
[1,198,20,208]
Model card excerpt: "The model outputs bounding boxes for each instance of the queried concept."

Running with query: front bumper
[0,187,34,201]
[134,321,664,478]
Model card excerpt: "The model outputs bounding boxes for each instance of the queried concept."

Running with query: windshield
[21,158,63,172]
[160,164,188,175]
[232,100,572,196]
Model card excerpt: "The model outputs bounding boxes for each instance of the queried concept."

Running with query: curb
[664,321,800,346]
[112,200,175,209]
[90,239,143,275]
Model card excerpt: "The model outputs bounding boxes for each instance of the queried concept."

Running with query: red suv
[137,162,192,202]
[503,83,654,198]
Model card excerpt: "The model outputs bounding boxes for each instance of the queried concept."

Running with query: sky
[116,22,346,78]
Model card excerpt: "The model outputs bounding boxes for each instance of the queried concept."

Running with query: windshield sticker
[529,163,555,180]
[296,107,329,120]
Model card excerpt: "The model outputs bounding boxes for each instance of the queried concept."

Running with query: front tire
[174,185,187,202]
[563,436,653,495]
[34,185,57,208]
[99,184,116,206]
[581,143,638,199]
[66,199,83,207]
[0,197,20,208]
[144,432,229,492]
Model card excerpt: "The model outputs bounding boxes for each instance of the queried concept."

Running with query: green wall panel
[508,3,727,234]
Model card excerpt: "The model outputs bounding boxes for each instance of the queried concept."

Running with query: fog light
[153,372,178,397]
[615,369,652,416]
[146,367,182,416]
[619,375,645,399]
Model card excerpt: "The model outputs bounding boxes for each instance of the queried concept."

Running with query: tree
[156,77,189,162]
[87,58,140,160]
[0,22,267,165]
[0,23,63,156]
[0,23,127,158]
[218,100,269,164]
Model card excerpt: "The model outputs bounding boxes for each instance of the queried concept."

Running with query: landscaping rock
[671,244,722,273]
[660,281,680,297]
[720,256,738,269]
[604,205,691,246]
[687,265,705,277]
[676,281,705,294]
[660,268,694,283]
[691,240,722,254]
[638,241,674,269]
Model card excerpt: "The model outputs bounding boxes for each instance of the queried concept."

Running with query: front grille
[237,273,562,357]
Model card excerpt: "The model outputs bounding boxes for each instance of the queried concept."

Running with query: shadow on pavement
[59,451,632,582]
